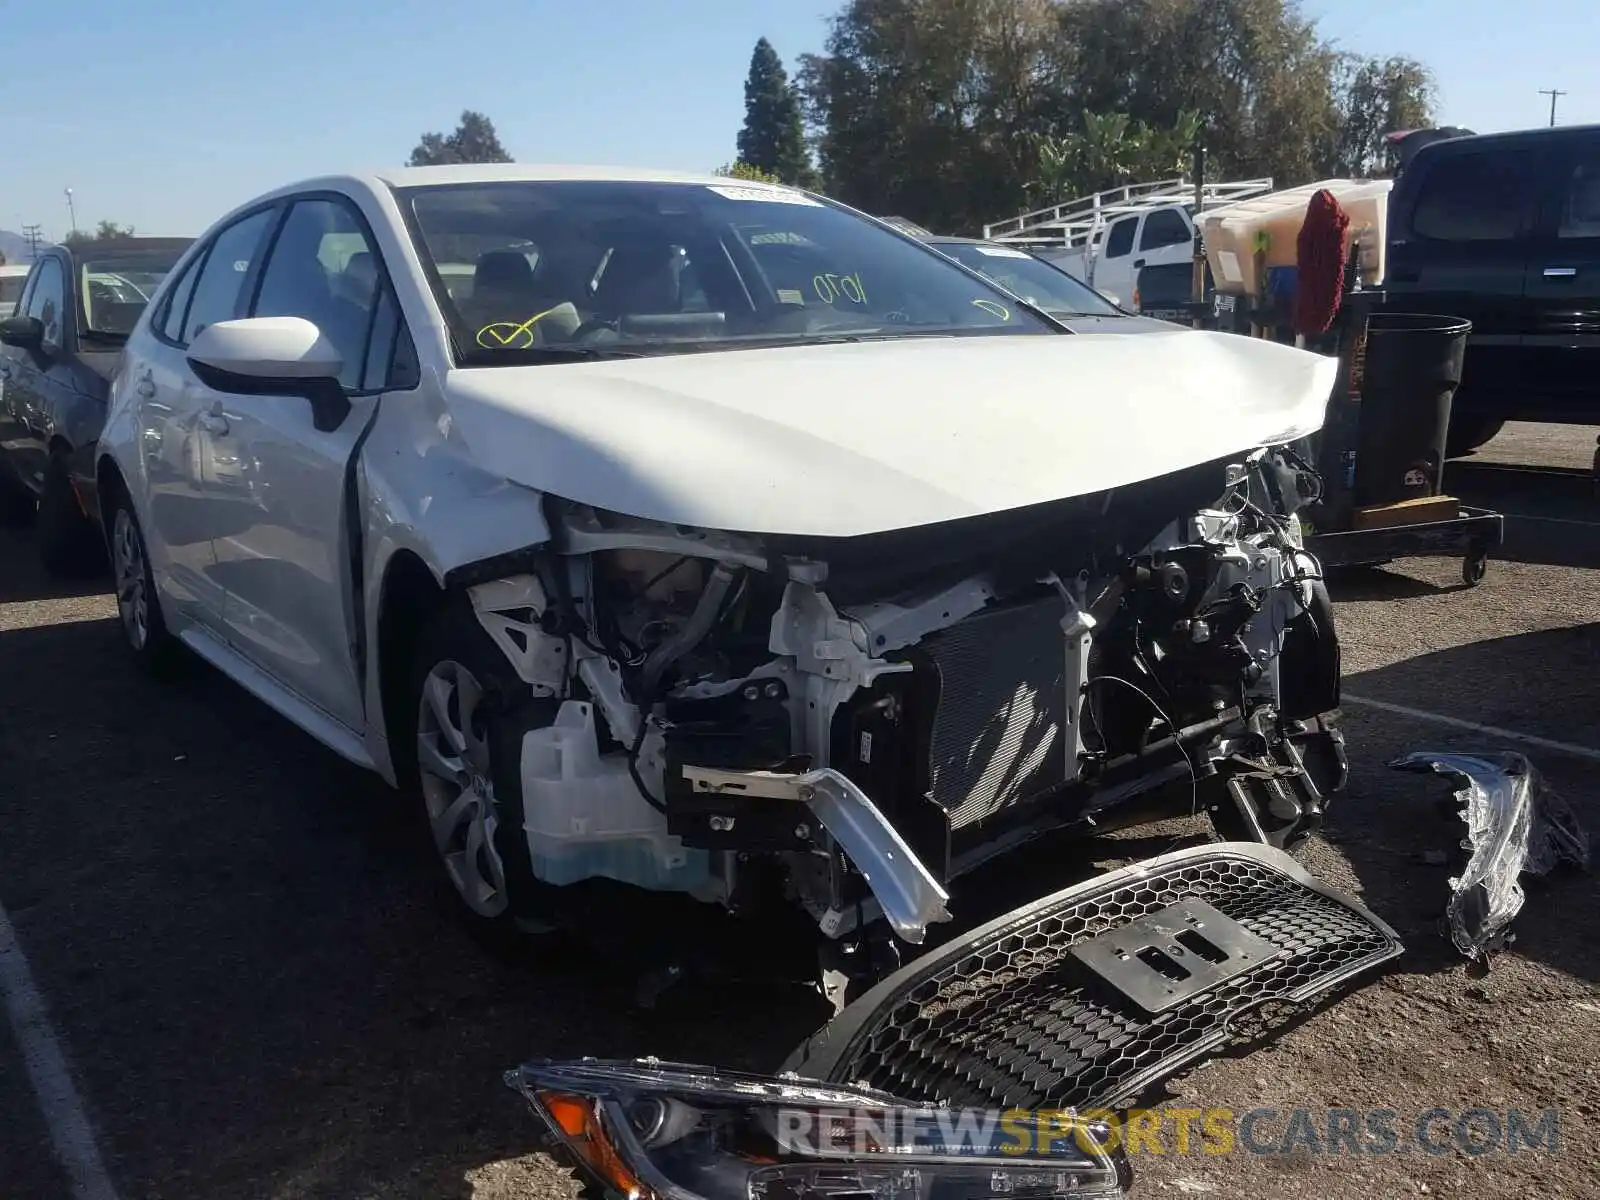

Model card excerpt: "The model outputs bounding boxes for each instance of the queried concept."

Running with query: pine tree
[736,39,814,187]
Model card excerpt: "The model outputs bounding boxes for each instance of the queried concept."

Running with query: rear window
[1409,152,1531,242]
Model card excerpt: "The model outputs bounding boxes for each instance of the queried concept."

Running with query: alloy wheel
[417,659,510,918]
[112,508,149,651]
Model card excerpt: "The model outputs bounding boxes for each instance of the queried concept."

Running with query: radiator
[920,594,1068,831]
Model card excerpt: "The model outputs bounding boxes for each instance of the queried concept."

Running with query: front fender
[357,391,553,775]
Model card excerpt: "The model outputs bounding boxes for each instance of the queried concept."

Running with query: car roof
[267,164,749,201]
[217,164,806,226]
[1414,122,1600,158]
[59,237,196,260]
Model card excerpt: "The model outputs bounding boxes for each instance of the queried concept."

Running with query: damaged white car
[97,165,1347,998]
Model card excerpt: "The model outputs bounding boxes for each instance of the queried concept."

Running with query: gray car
[921,234,1184,333]
[0,237,191,575]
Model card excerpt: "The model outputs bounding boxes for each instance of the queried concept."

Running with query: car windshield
[398,179,1057,363]
[79,249,187,337]
[931,242,1120,317]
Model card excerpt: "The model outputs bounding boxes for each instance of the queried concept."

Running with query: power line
[21,224,44,260]
[1539,88,1566,127]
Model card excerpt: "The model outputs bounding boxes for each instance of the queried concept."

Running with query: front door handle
[199,412,230,436]
[1544,266,1578,278]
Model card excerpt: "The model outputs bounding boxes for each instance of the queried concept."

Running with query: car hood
[445,331,1338,538]
[1054,313,1183,334]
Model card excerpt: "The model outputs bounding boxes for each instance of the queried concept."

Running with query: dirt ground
[0,424,1596,1199]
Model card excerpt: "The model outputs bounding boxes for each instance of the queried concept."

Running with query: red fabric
[1294,189,1350,337]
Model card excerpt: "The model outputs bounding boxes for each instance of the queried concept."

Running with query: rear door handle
[199,412,230,436]
[134,372,157,398]
[1134,258,1147,268]
[1544,266,1578,278]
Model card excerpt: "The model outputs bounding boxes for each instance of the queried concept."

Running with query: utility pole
[63,188,77,236]
[1539,88,1566,127]
[22,224,44,260]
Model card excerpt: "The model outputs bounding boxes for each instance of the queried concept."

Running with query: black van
[1386,123,1600,455]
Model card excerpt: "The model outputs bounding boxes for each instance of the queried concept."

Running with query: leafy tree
[64,220,136,249]
[408,110,513,166]
[1328,55,1436,176]
[715,162,786,184]
[736,39,815,186]
[796,0,1435,231]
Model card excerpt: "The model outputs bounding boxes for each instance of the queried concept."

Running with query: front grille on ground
[923,595,1068,830]
[786,843,1403,1111]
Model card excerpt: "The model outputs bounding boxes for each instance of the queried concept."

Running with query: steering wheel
[571,318,620,341]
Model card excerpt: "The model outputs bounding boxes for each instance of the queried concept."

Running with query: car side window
[1411,152,1531,242]
[1103,218,1137,259]
[1556,154,1600,239]
[251,198,383,390]
[1139,208,1191,251]
[182,209,275,343]
[24,259,67,350]
[156,253,203,343]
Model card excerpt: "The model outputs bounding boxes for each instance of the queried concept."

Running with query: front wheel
[406,602,559,941]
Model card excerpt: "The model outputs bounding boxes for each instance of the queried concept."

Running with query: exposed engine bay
[468,442,1343,986]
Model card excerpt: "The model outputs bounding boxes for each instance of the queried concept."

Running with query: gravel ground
[1,423,1596,1199]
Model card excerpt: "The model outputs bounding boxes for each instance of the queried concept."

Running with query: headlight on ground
[507,1059,1128,1200]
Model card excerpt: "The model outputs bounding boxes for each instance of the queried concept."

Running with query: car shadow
[1332,623,1599,987]
[0,615,842,1199]
[0,523,112,603]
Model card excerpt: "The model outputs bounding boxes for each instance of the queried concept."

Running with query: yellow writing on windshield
[476,305,568,349]
[813,272,867,305]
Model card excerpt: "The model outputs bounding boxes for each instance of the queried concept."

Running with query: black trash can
[1352,312,1471,508]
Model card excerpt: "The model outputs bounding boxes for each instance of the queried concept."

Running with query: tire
[404,599,560,943]
[1445,415,1505,458]
[0,455,34,527]
[36,455,106,579]
[106,488,181,676]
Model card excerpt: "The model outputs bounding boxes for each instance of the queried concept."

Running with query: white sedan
[97,164,1342,987]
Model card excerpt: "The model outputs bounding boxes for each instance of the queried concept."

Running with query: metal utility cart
[1211,282,1504,587]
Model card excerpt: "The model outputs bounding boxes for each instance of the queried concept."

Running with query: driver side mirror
[186,316,351,433]
[0,315,44,351]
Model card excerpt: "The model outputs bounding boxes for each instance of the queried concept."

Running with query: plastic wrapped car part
[1391,751,1591,960]
[507,1058,1127,1200]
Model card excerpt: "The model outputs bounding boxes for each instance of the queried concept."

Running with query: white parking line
[0,902,120,1200]
[1343,693,1600,764]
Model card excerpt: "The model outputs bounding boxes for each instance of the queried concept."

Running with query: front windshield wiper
[463,343,653,364]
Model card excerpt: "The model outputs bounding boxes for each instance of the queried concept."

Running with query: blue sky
[2,0,1591,239]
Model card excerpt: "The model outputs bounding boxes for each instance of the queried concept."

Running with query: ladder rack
[983,176,1275,247]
